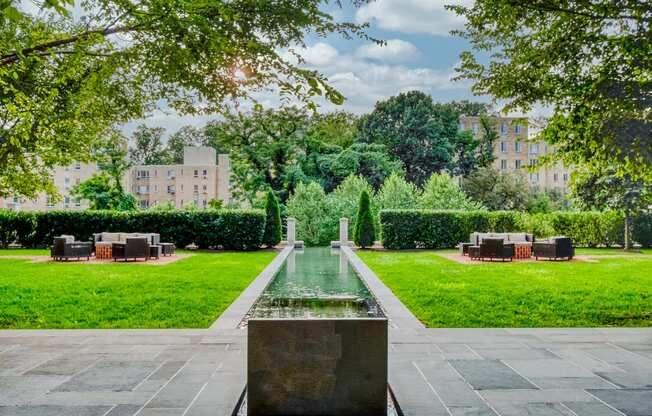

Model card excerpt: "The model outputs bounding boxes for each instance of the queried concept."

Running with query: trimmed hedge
[0,209,266,250]
[379,210,638,250]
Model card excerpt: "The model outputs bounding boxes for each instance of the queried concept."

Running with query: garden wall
[379,210,650,249]
[0,210,266,250]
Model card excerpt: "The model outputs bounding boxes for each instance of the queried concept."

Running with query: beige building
[0,147,231,211]
[459,116,572,193]
[126,147,231,209]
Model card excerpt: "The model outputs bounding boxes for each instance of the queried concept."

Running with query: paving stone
[25,355,99,376]
[184,405,235,416]
[138,408,185,416]
[105,404,141,416]
[595,370,652,388]
[449,405,498,416]
[503,358,596,379]
[190,373,244,408]
[587,389,652,416]
[389,361,449,416]
[470,347,558,360]
[27,391,152,407]
[0,375,69,405]
[0,352,60,375]
[480,389,596,405]
[437,344,482,360]
[546,348,622,373]
[562,401,623,416]
[54,361,160,392]
[449,360,537,390]
[0,405,111,416]
[530,376,617,389]
[146,382,205,408]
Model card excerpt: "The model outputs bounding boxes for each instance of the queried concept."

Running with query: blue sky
[126,0,495,136]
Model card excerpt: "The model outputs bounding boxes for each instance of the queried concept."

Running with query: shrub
[379,209,628,249]
[262,191,282,247]
[327,175,377,238]
[420,173,485,210]
[0,210,16,248]
[354,191,375,248]
[0,209,265,250]
[286,182,334,246]
[633,213,652,248]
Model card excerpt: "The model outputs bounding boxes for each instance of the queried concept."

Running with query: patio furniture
[533,237,574,261]
[95,241,113,260]
[459,242,473,256]
[51,236,92,261]
[468,245,480,260]
[160,243,175,256]
[112,237,150,262]
[149,244,161,259]
[513,242,533,259]
[469,232,533,246]
[478,238,514,262]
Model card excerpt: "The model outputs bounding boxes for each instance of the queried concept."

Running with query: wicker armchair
[533,237,574,260]
[479,238,514,262]
[51,236,92,261]
[112,237,150,262]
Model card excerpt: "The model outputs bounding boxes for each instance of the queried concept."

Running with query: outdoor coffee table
[513,242,532,259]
[160,243,175,256]
[95,242,113,260]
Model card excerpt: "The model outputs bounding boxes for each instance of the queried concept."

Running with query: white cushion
[101,232,121,242]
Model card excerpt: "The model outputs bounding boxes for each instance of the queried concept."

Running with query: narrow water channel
[247,247,384,320]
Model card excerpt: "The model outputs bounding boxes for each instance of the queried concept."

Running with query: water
[247,247,384,320]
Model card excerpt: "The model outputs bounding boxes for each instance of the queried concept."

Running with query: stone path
[1,247,651,415]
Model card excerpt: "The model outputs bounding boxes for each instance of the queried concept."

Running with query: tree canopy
[0,0,372,198]
[450,0,651,179]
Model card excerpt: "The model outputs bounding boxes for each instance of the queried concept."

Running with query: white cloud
[355,0,471,37]
[356,39,421,62]
[296,42,339,67]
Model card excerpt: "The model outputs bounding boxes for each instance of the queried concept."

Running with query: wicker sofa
[112,237,151,262]
[51,235,92,261]
[93,232,160,246]
[461,232,533,255]
[533,237,574,261]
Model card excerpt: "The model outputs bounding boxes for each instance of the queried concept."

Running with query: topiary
[262,190,282,247]
[354,190,376,248]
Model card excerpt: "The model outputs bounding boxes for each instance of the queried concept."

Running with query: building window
[554,173,559,182]
[167,185,176,194]
[472,123,479,134]
[75,178,80,185]
[530,173,539,182]
[138,185,149,194]
[500,122,508,134]
[515,141,521,153]
[46,197,54,208]
[193,169,199,178]
[500,141,508,153]
[137,170,149,178]
[202,169,208,177]
[500,159,507,170]
[193,184,199,193]
[64,196,70,208]
[202,199,207,208]
[64,177,71,189]
[563,173,569,182]
[514,124,522,134]
[529,159,537,167]
[167,169,175,178]
[74,161,81,170]
[180,184,184,191]
[75,198,81,207]
[202,184,207,192]
[153,185,158,192]
[139,200,150,209]
[515,160,522,169]
[530,143,539,154]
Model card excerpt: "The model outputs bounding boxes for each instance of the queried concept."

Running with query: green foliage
[0,209,265,250]
[633,214,652,248]
[450,1,651,179]
[379,210,628,250]
[462,167,530,211]
[420,173,485,210]
[71,174,136,212]
[285,182,334,246]
[307,112,359,149]
[207,199,223,210]
[129,125,170,165]
[262,191,282,247]
[327,175,378,237]
[354,191,375,248]
[166,126,206,164]
[376,172,420,210]
[1,0,370,198]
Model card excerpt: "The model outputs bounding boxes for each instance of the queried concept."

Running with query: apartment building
[0,147,231,211]
[458,116,572,193]
[126,147,231,209]
[0,162,98,211]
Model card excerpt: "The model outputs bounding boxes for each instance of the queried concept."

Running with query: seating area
[50,232,175,262]
[460,232,574,262]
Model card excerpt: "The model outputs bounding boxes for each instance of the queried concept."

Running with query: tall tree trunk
[624,214,631,250]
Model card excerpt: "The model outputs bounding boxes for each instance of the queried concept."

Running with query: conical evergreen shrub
[262,191,282,247]
[353,190,375,248]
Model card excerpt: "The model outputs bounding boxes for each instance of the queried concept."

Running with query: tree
[462,167,530,211]
[1,0,371,198]
[306,112,359,149]
[420,173,485,210]
[129,125,170,165]
[262,191,282,248]
[286,182,334,246]
[570,167,651,250]
[71,174,137,211]
[316,143,403,191]
[477,115,498,169]
[447,100,493,117]
[167,126,205,164]
[354,190,375,248]
[450,1,652,179]
[376,172,420,210]
[451,130,480,177]
[357,91,457,186]
[327,175,377,237]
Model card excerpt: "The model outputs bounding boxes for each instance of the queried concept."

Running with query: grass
[357,250,652,328]
[0,249,276,329]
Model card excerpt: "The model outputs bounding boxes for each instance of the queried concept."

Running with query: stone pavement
[1,246,651,415]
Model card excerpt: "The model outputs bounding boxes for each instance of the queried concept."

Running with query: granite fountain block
[247,318,388,416]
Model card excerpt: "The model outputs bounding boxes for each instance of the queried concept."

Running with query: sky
[121,0,495,137]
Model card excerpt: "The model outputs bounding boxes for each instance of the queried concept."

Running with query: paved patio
[1,247,651,415]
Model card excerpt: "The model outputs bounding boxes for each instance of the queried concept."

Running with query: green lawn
[358,250,652,328]
[0,250,276,329]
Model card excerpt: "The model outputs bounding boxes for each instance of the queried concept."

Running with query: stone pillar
[339,217,349,246]
[286,217,296,246]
